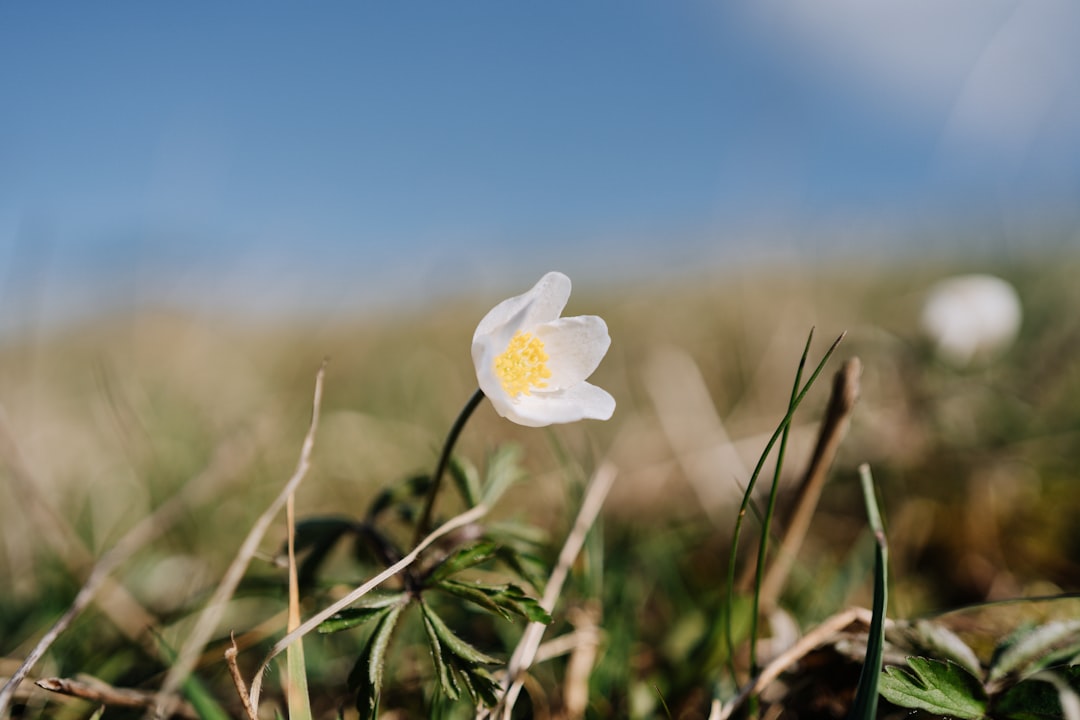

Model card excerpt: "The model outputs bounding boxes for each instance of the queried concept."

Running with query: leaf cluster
[880,620,1080,719]
[290,445,551,716]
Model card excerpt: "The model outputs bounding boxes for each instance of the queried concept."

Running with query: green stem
[412,388,486,548]
[723,331,844,685]
[748,332,810,678]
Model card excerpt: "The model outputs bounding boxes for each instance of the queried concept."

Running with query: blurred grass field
[2,254,1080,718]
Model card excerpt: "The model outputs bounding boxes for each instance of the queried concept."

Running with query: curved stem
[412,388,486,548]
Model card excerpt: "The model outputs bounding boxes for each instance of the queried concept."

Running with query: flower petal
[473,272,571,343]
[533,316,611,389]
[497,382,616,427]
[473,337,509,411]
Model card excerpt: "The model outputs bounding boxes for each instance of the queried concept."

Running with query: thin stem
[748,332,810,678]
[723,331,844,685]
[412,388,486,548]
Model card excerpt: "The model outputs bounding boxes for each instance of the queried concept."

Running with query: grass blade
[847,463,888,720]
[285,494,313,720]
[723,331,844,682]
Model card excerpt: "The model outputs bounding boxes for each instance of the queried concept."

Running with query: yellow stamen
[494,331,552,397]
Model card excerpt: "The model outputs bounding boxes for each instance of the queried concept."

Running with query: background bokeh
[3,2,1079,332]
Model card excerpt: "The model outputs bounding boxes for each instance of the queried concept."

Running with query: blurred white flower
[920,274,1021,367]
[472,271,615,427]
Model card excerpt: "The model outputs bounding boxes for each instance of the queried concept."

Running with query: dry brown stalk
[713,607,874,720]
[35,675,198,719]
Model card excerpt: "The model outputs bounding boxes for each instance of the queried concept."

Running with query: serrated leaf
[993,668,1080,720]
[348,601,406,717]
[991,621,1080,685]
[427,541,499,584]
[422,608,460,700]
[493,545,548,594]
[420,601,499,665]
[436,580,552,624]
[498,584,552,624]
[456,665,501,708]
[436,580,513,619]
[879,657,988,718]
[318,592,408,633]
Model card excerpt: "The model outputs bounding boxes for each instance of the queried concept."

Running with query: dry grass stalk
[0,411,265,717]
[714,607,875,720]
[156,359,328,714]
[484,461,617,720]
[245,501,492,709]
[34,676,197,718]
[225,636,257,720]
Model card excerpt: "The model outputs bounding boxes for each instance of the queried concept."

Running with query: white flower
[920,274,1022,367]
[472,271,615,427]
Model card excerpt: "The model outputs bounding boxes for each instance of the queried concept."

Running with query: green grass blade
[748,329,812,675]
[723,330,844,682]
[285,633,313,720]
[848,463,888,720]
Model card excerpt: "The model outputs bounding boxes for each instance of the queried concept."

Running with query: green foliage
[437,579,552,623]
[847,464,888,720]
[881,621,1080,719]
[347,601,406,717]
[420,600,501,705]
[993,668,1080,720]
[318,592,409,634]
[990,621,1080,686]
[299,442,550,714]
[879,657,989,718]
[8,259,1080,718]
[426,541,501,584]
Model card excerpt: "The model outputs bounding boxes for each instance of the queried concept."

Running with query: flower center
[494,331,552,397]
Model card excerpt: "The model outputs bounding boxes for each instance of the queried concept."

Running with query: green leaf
[436,579,552,624]
[456,665,501,707]
[436,579,512,619]
[318,592,408,633]
[421,606,460,700]
[498,584,553,624]
[879,657,988,719]
[993,668,1080,720]
[348,601,406,717]
[420,600,499,665]
[848,463,889,720]
[991,621,1080,685]
[426,541,499,584]
[493,544,548,593]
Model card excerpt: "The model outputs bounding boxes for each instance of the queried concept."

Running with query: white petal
[497,383,616,428]
[472,337,505,405]
[534,316,611,389]
[473,272,571,344]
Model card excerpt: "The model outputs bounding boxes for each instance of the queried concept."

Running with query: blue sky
[2,2,1079,326]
